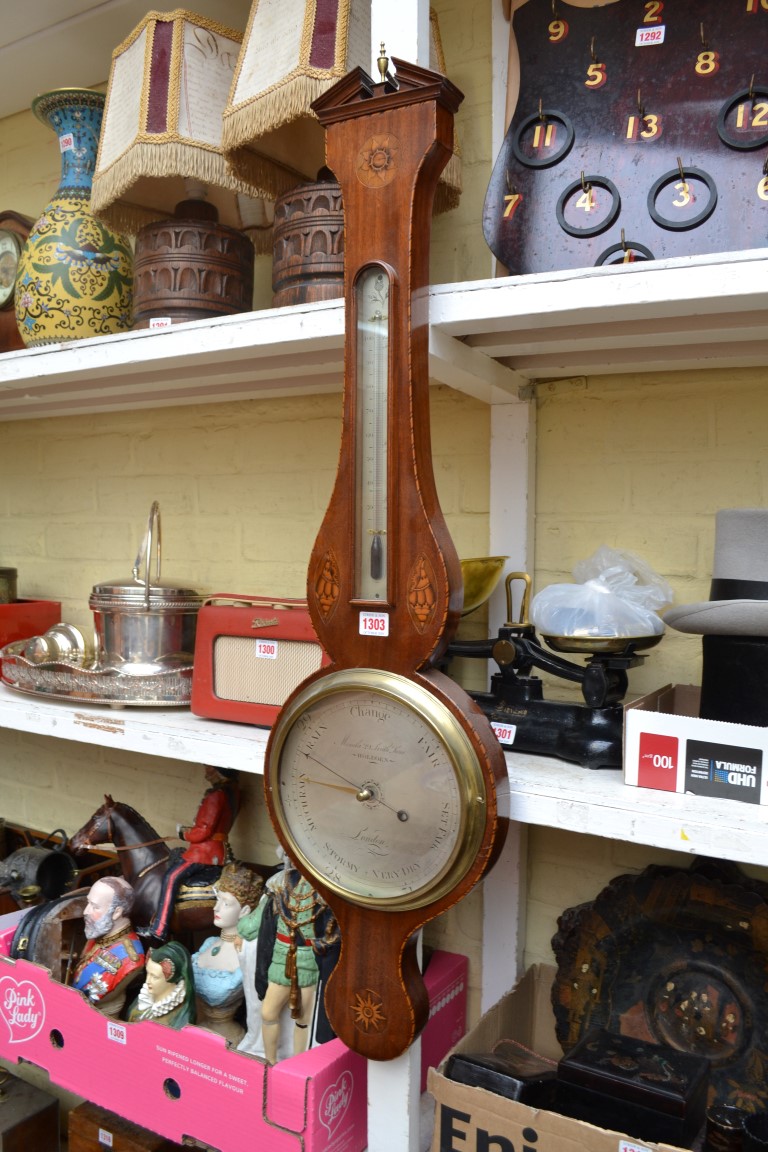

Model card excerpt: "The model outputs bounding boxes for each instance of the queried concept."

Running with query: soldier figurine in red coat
[145,765,241,941]
[73,876,145,1017]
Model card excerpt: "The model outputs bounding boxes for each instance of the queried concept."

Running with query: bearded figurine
[72,876,145,1017]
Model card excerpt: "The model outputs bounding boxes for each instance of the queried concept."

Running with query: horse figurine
[69,795,219,935]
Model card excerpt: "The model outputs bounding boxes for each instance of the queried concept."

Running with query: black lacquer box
[445,1050,557,1107]
[555,1029,710,1149]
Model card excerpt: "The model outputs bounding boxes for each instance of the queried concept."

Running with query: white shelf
[0,683,268,770]
[502,754,768,868]
[2,682,764,864]
[2,249,768,419]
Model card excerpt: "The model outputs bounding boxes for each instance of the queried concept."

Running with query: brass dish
[460,556,508,616]
[542,633,664,655]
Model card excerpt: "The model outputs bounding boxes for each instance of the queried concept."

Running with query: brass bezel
[267,666,488,912]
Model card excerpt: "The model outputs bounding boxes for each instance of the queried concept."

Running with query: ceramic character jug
[15,89,133,346]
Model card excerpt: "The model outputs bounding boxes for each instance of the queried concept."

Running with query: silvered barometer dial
[269,668,488,910]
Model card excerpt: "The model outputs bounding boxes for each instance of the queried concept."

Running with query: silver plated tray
[0,641,192,707]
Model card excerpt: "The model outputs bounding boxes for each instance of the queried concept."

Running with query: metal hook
[538,98,545,121]
[700,22,707,48]
[621,229,628,252]
[637,88,645,118]
[590,36,597,63]
[676,156,689,189]
[580,170,591,193]
[551,0,558,15]
[749,74,756,101]
[763,154,768,176]
[505,170,517,195]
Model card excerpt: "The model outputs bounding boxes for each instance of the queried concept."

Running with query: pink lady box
[624,683,768,804]
[0,909,26,957]
[0,948,465,1152]
[420,949,468,1091]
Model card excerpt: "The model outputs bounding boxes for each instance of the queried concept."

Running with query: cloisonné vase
[15,89,133,347]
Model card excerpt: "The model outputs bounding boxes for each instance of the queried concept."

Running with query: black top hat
[664,508,768,636]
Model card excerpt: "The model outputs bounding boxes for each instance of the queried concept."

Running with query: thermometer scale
[356,265,390,600]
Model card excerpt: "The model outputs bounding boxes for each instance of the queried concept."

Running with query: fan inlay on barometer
[264,53,508,1062]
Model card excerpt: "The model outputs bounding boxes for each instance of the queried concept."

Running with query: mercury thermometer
[355,264,391,600]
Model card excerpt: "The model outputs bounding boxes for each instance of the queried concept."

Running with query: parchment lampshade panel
[91,10,271,241]
[91,11,271,326]
[221,0,461,212]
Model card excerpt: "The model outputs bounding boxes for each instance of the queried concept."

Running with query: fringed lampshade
[91,10,277,328]
[428,7,462,214]
[221,0,461,212]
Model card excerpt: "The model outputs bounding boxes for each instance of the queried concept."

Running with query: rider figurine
[145,765,241,941]
[72,876,145,1017]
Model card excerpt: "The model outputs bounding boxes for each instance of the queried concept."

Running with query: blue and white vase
[15,88,133,347]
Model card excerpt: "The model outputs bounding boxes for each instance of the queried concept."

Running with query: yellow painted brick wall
[0,386,490,840]
[534,368,768,701]
[527,367,768,971]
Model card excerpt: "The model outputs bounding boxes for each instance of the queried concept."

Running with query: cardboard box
[624,684,768,804]
[428,965,691,1152]
[0,908,26,957]
[0,950,365,1152]
[0,948,463,1152]
[420,950,468,1092]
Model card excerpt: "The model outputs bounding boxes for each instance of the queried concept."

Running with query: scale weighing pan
[542,634,664,655]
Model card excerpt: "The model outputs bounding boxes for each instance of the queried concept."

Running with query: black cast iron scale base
[447,624,650,771]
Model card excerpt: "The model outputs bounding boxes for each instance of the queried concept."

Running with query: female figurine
[192,863,263,1045]
[127,941,196,1029]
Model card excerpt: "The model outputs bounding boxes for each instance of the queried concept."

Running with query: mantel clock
[264,54,508,1061]
[0,211,32,353]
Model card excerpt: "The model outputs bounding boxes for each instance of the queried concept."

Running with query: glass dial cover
[268,668,488,911]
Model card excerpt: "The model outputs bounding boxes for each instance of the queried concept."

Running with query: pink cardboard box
[0,947,466,1151]
[624,683,768,804]
[0,909,25,957]
[420,949,468,1092]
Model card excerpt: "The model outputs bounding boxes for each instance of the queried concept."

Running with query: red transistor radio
[190,595,330,727]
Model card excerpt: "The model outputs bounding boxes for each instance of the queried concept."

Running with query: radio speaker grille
[212,636,324,704]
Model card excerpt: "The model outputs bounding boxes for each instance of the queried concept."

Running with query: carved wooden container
[271,172,344,307]
[132,211,254,329]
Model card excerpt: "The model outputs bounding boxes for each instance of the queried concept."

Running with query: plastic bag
[530,546,673,639]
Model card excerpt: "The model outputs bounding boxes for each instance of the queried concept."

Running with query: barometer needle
[301,752,362,791]
[299,774,359,795]
[299,752,409,821]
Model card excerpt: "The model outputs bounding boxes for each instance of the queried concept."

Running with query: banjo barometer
[265,52,508,1062]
